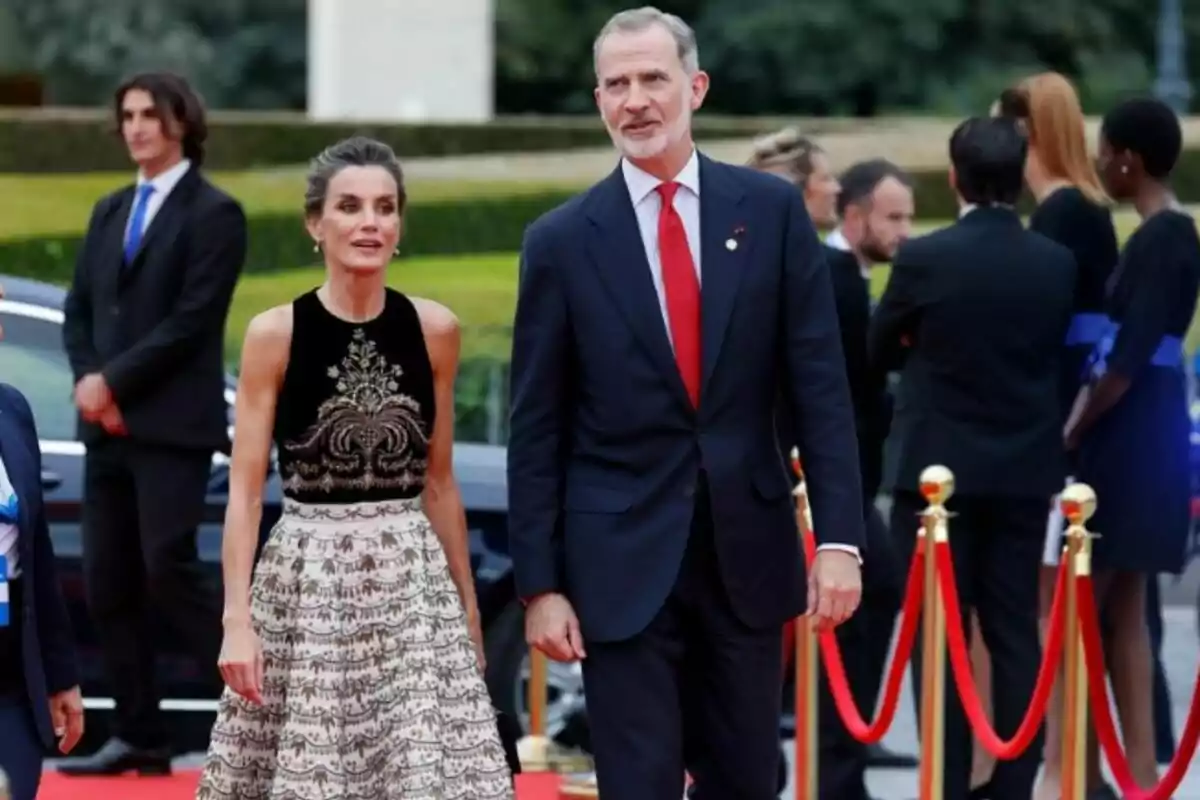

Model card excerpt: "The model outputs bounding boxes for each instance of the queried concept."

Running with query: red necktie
[656,182,701,406]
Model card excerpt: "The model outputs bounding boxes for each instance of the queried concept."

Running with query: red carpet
[38,769,565,799]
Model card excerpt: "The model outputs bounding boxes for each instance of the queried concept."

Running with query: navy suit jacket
[507,155,865,643]
[0,383,79,749]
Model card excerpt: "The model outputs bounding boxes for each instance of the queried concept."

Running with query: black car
[0,275,586,755]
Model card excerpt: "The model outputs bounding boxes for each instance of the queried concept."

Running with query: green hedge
[0,109,791,173]
[6,147,1200,285]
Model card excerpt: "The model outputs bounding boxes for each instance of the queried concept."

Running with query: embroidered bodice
[273,289,435,503]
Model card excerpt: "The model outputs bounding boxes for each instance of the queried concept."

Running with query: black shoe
[56,737,171,776]
[864,742,919,768]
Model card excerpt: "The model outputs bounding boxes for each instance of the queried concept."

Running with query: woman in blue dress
[1066,97,1200,793]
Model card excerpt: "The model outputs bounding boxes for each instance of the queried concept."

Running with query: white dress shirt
[620,153,860,559]
[621,151,703,352]
[124,158,193,243]
[825,228,871,279]
[0,455,19,578]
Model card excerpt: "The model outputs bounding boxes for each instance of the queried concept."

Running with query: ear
[947,165,958,195]
[689,70,710,111]
[304,214,322,246]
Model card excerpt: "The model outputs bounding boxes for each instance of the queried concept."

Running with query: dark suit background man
[60,72,247,775]
[869,117,1076,800]
[507,7,866,799]
[0,286,85,800]
[815,160,915,800]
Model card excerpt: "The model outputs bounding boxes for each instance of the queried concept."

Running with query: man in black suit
[815,160,915,800]
[60,72,247,776]
[0,285,85,800]
[869,117,1076,800]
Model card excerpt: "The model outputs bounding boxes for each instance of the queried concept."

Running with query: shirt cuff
[815,543,862,563]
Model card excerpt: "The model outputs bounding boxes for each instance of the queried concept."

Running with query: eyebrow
[332,192,397,201]
[604,68,669,85]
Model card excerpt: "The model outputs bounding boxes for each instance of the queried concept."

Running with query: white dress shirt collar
[621,149,701,205]
[825,228,851,251]
[137,158,192,195]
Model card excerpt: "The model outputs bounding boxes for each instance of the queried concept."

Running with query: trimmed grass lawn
[0,172,583,241]
[224,207,1192,364]
[226,252,519,363]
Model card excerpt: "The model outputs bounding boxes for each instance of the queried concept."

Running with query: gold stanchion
[917,464,954,800]
[790,448,818,800]
[517,648,554,772]
[1059,482,1096,800]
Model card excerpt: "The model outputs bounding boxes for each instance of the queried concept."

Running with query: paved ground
[780,600,1200,800]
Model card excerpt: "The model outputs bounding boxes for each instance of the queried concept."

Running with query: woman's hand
[218,618,264,705]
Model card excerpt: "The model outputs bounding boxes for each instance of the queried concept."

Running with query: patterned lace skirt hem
[195,498,513,799]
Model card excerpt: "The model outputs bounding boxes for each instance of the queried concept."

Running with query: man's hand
[525,593,586,662]
[74,373,112,419]
[48,686,85,754]
[99,404,127,436]
[807,550,862,631]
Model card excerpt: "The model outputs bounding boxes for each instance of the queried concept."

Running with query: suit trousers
[581,477,785,800]
[0,583,42,800]
[892,490,1045,800]
[81,438,223,748]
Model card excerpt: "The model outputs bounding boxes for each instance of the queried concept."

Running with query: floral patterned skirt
[196,498,513,799]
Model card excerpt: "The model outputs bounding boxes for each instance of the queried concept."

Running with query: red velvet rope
[934,541,1066,758]
[802,532,926,743]
[1076,576,1200,800]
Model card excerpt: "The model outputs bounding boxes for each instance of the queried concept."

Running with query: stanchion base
[517,735,556,773]
[557,773,598,798]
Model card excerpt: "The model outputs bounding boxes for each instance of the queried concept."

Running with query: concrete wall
[308,0,493,122]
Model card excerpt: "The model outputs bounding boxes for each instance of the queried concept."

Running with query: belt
[1065,312,1111,346]
[1085,320,1183,380]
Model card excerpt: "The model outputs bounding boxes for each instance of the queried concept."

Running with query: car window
[0,310,77,441]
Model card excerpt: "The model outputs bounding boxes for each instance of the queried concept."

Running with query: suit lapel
[697,156,749,397]
[97,187,135,299]
[120,168,200,286]
[584,167,692,411]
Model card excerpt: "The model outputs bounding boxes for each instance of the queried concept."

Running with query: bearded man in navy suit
[506,8,866,799]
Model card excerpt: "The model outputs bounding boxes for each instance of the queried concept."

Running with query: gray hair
[593,6,700,76]
[304,135,407,218]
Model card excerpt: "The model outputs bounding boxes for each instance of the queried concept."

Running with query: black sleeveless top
[273,288,436,504]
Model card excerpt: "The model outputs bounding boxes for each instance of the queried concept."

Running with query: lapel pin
[725,238,738,251]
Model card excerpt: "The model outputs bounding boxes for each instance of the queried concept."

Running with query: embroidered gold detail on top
[282,329,428,494]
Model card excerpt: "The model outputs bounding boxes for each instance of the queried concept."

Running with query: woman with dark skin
[1066,97,1200,797]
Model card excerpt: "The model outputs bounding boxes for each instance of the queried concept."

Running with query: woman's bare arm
[415,298,477,617]
[221,305,292,624]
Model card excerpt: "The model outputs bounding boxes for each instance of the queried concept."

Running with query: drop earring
[394,247,400,256]
[313,241,322,253]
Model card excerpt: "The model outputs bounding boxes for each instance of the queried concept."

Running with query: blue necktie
[0,493,16,524]
[124,183,157,263]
